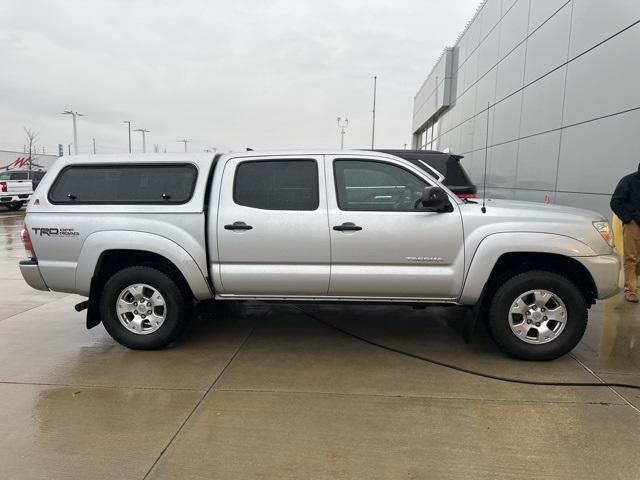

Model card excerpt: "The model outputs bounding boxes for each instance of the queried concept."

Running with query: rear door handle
[224,221,253,231]
[333,222,362,232]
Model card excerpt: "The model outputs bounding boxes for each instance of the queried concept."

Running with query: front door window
[334,160,430,212]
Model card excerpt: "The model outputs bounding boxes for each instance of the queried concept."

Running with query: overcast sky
[0,0,479,155]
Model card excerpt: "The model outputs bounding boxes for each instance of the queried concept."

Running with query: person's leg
[613,214,624,255]
[634,222,640,295]
[623,221,639,301]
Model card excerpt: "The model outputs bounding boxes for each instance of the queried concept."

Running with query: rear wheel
[488,270,587,360]
[6,202,24,211]
[99,266,189,349]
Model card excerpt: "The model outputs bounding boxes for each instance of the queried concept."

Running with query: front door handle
[224,221,253,231]
[333,222,362,232]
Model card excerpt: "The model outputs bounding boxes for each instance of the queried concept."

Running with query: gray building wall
[412,0,640,218]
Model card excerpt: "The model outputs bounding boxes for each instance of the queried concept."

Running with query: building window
[418,118,441,151]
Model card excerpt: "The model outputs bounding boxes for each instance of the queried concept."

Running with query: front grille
[18,194,29,199]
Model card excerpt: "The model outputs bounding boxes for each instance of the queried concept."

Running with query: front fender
[459,232,597,305]
[75,230,212,300]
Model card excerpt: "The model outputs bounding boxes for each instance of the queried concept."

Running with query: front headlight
[593,221,613,247]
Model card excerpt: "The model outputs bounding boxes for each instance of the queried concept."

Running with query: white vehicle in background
[0,173,33,211]
[0,150,58,211]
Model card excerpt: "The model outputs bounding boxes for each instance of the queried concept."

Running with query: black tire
[6,202,24,211]
[99,266,189,350]
[488,270,587,361]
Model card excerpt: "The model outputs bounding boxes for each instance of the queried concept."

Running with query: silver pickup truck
[19,151,621,359]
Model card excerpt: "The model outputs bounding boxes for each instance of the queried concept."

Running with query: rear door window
[234,160,319,210]
[49,164,197,204]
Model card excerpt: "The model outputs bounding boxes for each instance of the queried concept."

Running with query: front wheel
[488,271,587,360]
[99,266,189,349]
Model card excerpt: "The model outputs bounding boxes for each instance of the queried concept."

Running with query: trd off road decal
[31,227,79,237]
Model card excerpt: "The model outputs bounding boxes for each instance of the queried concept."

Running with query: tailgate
[4,180,33,194]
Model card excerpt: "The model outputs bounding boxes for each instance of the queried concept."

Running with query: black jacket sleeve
[611,176,633,223]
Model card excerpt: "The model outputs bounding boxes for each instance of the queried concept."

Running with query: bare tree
[24,127,39,172]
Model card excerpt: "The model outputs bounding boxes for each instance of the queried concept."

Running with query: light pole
[337,117,349,149]
[61,110,84,154]
[371,75,377,149]
[177,139,189,152]
[134,128,150,153]
[123,121,132,153]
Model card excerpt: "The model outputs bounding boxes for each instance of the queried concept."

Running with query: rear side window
[436,158,468,186]
[0,171,29,180]
[234,160,319,210]
[49,164,197,204]
[410,156,469,186]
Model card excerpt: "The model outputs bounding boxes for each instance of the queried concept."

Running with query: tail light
[457,193,478,200]
[0,181,6,193]
[21,225,36,259]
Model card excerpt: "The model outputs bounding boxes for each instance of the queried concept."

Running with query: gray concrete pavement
[0,211,639,479]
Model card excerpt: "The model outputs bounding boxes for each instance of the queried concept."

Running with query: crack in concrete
[141,324,256,480]
[570,353,640,416]
[213,386,627,407]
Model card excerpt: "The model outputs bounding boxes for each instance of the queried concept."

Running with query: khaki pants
[623,221,640,294]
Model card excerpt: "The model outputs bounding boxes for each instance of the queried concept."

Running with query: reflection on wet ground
[0,210,638,479]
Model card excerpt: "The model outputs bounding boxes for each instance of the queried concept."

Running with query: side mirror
[419,186,452,212]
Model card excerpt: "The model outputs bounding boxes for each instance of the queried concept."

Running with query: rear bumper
[575,253,622,300]
[0,194,30,203]
[19,260,49,291]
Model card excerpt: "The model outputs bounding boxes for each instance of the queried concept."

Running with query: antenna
[481,102,490,214]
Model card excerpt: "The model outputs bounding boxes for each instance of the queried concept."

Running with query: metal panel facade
[412,0,640,217]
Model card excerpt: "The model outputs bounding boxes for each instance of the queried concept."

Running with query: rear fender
[75,230,212,300]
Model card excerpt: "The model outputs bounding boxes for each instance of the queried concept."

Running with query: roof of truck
[55,150,404,168]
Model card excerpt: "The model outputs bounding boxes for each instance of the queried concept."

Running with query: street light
[177,139,189,152]
[134,128,150,153]
[61,110,84,154]
[371,75,377,149]
[123,121,132,153]
[337,117,349,149]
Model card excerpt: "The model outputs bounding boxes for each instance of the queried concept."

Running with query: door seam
[323,154,333,296]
